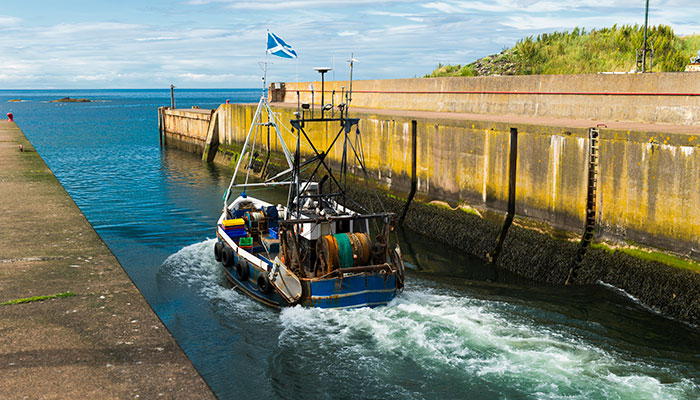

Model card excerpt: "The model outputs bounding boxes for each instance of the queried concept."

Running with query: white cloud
[135,36,181,42]
[0,15,21,26]
[178,73,259,82]
[1,0,698,88]
[190,0,413,8]
[421,0,638,14]
[421,2,465,13]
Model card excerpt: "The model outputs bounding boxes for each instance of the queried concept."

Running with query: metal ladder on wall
[565,127,600,284]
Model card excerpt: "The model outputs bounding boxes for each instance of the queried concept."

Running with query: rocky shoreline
[50,97,91,103]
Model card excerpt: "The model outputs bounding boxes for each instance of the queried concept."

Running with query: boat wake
[161,238,275,321]
[162,239,699,399]
[277,284,699,399]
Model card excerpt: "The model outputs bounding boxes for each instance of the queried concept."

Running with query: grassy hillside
[427,25,700,77]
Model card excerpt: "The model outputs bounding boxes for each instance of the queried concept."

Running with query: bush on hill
[426,25,699,77]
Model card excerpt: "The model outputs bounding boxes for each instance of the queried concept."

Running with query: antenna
[313,67,332,118]
[346,53,358,111]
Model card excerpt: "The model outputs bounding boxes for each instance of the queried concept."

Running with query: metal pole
[320,72,325,117]
[399,120,418,226]
[158,107,163,147]
[170,84,175,109]
[348,54,354,108]
[642,0,650,72]
[487,127,518,264]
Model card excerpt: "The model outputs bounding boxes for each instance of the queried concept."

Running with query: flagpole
[296,58,299,101]
[266,30,298,99]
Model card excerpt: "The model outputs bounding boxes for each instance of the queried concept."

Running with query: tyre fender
[257,270,272,294]
[236,260,250,281]
[214,242,223,262]
[222,246,234,268]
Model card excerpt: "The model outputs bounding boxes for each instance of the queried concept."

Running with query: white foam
[161,239,274,320]
[162,243,699,399]
[597,280,663,315]
[277,280,699,399]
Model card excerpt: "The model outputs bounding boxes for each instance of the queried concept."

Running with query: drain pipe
[487,127,518,264]
[399,120,418,226]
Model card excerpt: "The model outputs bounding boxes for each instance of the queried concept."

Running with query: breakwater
[0,119,215,398]
[160,103,700,260]
[159,76,700,325]
[283,72,700,125]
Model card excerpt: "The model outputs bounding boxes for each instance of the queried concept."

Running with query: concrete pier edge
[0,120,215,399]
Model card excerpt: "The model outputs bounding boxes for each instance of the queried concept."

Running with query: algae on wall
[164,103,700,262]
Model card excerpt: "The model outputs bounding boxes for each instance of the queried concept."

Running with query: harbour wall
[1,120,215,398]
[158,107,214,153]
[281,73,700,125]
[160,103,700,262]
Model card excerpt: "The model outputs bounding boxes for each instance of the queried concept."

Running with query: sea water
[3,89,700,399]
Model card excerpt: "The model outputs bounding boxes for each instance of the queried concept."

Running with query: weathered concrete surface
[283,73,700,125]
[163,103,699,261]
[160,102,700,325]
[160,107,214,153]
[0,121,215,399]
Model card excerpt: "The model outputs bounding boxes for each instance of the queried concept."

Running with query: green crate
[238,237,253,247]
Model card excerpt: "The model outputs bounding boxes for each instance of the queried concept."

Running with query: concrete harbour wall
[1,120,215,398]
[161,103,700,261]
[159,107,213,153]
[282,73,700,125]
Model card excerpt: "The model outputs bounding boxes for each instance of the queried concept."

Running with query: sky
[0,0,698,89]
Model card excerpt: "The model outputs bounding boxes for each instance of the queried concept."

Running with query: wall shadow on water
[397,227,700,360]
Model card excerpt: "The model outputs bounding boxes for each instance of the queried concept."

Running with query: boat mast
[222,62,295,213]
[286,59,370,217]
[346,53,356,112]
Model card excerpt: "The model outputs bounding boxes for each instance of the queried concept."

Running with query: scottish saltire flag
[266,30,297,59]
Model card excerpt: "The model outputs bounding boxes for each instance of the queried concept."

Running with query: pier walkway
[0,121,214,399]
[272,102,700,135]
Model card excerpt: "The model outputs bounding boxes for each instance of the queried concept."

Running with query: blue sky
[1,0,698,88]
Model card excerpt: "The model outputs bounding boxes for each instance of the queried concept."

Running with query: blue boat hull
[219,241,398,309]
[299,273,398,309]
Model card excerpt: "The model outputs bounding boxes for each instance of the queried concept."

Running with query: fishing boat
[213,64,405,309]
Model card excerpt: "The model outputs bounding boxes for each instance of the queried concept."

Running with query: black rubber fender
[236,260,250,281]
[221,246,234,268]
[214,242,223,262]
[257,271,272,294]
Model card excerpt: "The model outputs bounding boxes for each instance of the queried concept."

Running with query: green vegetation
[0,291,76,306]
[427,25,700,77]
[591,243,700,273]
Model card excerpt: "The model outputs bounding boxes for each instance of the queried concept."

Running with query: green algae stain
[591,243,700,273]
[0,291,76,306]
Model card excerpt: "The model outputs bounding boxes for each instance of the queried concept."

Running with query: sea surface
[4,89,700,399]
